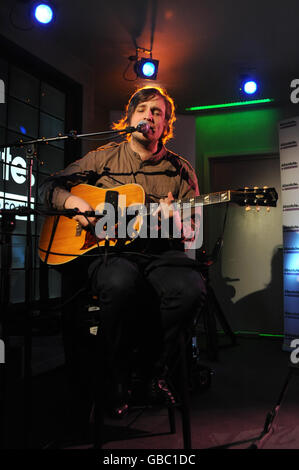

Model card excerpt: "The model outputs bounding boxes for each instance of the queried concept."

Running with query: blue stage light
[34,3,54,24]
[142,61,156,78]
[134,58,159,80]
[243,80,258,95]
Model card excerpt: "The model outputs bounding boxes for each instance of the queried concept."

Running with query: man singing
[40,86,206,421]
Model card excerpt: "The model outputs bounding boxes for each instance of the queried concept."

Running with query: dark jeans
[88,250,207,387]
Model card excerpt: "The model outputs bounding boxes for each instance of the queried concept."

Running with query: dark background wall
[194,107,293,335]
[1,0,298,335]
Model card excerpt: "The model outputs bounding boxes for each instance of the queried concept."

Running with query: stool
[92,326,193,449]
[60,289,211,449]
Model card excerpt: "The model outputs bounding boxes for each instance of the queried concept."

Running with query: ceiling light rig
[240,75,259,97]
[135,57,159,80]
[123,46,159,82]
[185,70,273,112]
[238,70,262,98]
[32,2,55,25]
[8,1,56,30]
[243,80,258,95]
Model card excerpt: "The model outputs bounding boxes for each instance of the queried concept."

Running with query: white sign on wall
[0,148,35,220]
[279,117,299,351]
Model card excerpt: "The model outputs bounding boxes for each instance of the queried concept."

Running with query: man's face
[129,95,167,144]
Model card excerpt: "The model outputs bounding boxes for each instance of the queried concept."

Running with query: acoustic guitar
[38,183,278,265]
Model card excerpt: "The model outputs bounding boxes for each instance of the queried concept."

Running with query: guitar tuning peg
[266,207,270,212]
[256,206,260,212]
[263,186,268,189]
[253,186,258,190]
[245,205,251,211]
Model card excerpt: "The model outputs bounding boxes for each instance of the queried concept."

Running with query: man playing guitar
[40,86,206,422]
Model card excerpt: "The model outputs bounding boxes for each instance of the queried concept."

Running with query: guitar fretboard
[144,187,277,215]
[178,191,231,207]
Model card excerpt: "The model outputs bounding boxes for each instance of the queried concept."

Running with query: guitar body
[38,183,145,265]
[38,183,278,265]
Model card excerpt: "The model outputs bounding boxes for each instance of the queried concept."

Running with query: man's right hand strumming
[64,195,96,227]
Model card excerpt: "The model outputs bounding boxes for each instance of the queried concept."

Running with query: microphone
[135,120,151,134]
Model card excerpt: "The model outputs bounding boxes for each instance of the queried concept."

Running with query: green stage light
[185,98,274,111]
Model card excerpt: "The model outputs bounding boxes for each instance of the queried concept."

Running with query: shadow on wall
[210,246,284,335]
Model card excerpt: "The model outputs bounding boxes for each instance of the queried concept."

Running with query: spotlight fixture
[134,58,159,80]
[124,46,159,81]
[239,73,259,96]
[242,79,258,95]
[33,2,55,24]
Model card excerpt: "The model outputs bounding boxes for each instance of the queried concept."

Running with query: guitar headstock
[231,186,278,210]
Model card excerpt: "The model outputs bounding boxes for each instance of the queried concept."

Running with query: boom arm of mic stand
[0,208,105,218]
[0,126,136,150]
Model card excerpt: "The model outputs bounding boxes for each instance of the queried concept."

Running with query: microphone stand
[0,208,15,449]
[4,127,136,148]
[0,125,134,448]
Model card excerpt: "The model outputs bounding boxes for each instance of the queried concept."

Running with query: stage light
[185,98,274,111]
[33,3,54,24]
[134,58,159,80]
[142,61,156,78]
[243,80,258,95]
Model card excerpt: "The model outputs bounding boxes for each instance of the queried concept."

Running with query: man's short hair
[112,86,176,144]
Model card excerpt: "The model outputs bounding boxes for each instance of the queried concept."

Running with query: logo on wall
[0,76,36,221]
[281,162,298,170]
[1,148,35,186]
[0,148,35,220]
[282,183,299,191]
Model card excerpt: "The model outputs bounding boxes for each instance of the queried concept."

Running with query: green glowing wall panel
[195,108,281,192]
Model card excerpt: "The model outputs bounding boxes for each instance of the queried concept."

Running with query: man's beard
[132,132,152,146]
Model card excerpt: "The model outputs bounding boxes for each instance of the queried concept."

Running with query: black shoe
[147,377,177,407]
[110,400,130,419]
[109,388,131,419]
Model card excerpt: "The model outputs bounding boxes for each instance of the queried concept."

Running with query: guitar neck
[176,190,232,209]
[178,187,278,208]
[187,190,232,207]
[145,187,277,215]
[145,190,231,217]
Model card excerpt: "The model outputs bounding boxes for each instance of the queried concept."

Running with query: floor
[2,329,299,450]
